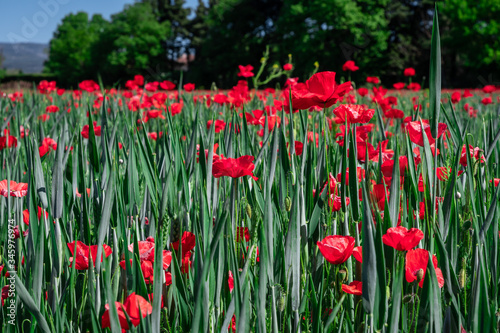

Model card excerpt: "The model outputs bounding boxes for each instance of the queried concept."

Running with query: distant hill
[0,43,49,74]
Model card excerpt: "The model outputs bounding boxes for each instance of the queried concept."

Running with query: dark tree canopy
[44,0,500,88]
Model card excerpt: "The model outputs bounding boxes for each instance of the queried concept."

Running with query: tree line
[44,0,500,88]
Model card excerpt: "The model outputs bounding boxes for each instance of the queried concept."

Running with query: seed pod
[416,268,424,283]
[285,196,292,211]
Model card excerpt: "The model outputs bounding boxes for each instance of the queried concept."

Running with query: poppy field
[1,11,500,333]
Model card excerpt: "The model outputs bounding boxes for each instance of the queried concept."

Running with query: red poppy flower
[0,135,18,150]
[407,83,421,91]
[393,82,405,90]
[451,91,461,104]
[406,121,447,147]
[237,65,254,78]
[354,141,378,163]
[212,156,258,181]
[294,141,304,156]
[207,120,226,133]
[67,241,112,270]
[228,270,234,292]
[459,145,484,167]
[404,68,415,76]
[342,60,359,72]
[341,281,362,295]
[45,105,59,113]
[283,63,293,71]
[213,93,229,104]
[352,246,362,263]
[384,108,404,119]
[481,97,493,105]
[22,206,49,225]
[317,235,355,265]
[405,249,444,288]
[236,227,250,242]
[329,194,349,212]
[101,293,152,330]
[171,231,196,257]
[0,180,28,197]
[79,80,100,92]
[358,88,368,97]
[291,72,351,109]
[81,122,101,139]
[490,178,500,187]
[382,226,423,251]
[366,77,379,84]
[381,156,408,179]
[145,82,159,92]
[371,183,388,211]
[183,83,195,92]
[119,237,172,284]
[169,102,183,116]
[333,104,374,124]
[160,80,176,90]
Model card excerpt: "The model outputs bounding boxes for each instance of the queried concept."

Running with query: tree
[44,12,108,86]
[91,2,171,83]
[440,0,500,87]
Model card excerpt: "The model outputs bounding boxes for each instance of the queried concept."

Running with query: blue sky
[0,0,198,44]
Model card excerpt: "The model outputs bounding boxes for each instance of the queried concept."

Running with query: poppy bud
[455,192,461,199]
[337,269,348,283]
[416,269,424,283]
[285,196,292,211]
[245,204,252,219]
[459,258,466,289]
[402,294,414,304]
[277,287,286,312]
[119,158,124,164]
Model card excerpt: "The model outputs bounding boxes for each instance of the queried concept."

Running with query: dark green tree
[91,2,170,83]
[44,12,108,85]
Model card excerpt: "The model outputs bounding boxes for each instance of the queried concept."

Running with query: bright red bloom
[38,80,57,94]
[451,91,461,104]
[463,90,473,98]
[481,97,493,105]
[291,72,351,109]
[207,120,226,133]
[294,141,304,156]
[381,156,408,179]
[483,85,495,94]
[341,281,362,295]
[119,237,172,284]
[405,249,444,288]
[236,227,250,242]
[393,82,405,90]
[145,82,159,92]
[459,145,484,167]
[316,235,355,265]
[329,194,349,212]
[22,206,49,225]
[366,76,379,84]
[81,122,101,138]
[169,102,183,116]
[183,83,195,92]
[228,270,234,292]
[283,63,293,71]
[342,60,359,72]
[407,82,421,91]
[371,184,388,211]
[352,246,362,263]
[384,108,404,119]
[490,178,500,187]
[134,75,144,86]
[404,67,415,76]
[67,241,112,270]
[45,105,59,113]
[79,80,100,92]
[406,121,447,147]
[333,104,374,124]
[212,156,258,181]
[0,135,18,150]
[358,87,368,97]
[160,80,176,90]
[101,293,152,330]
[171,231,196,255]
[382,226,423,251]
[237,65,254,78]
[0,180,28,197]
